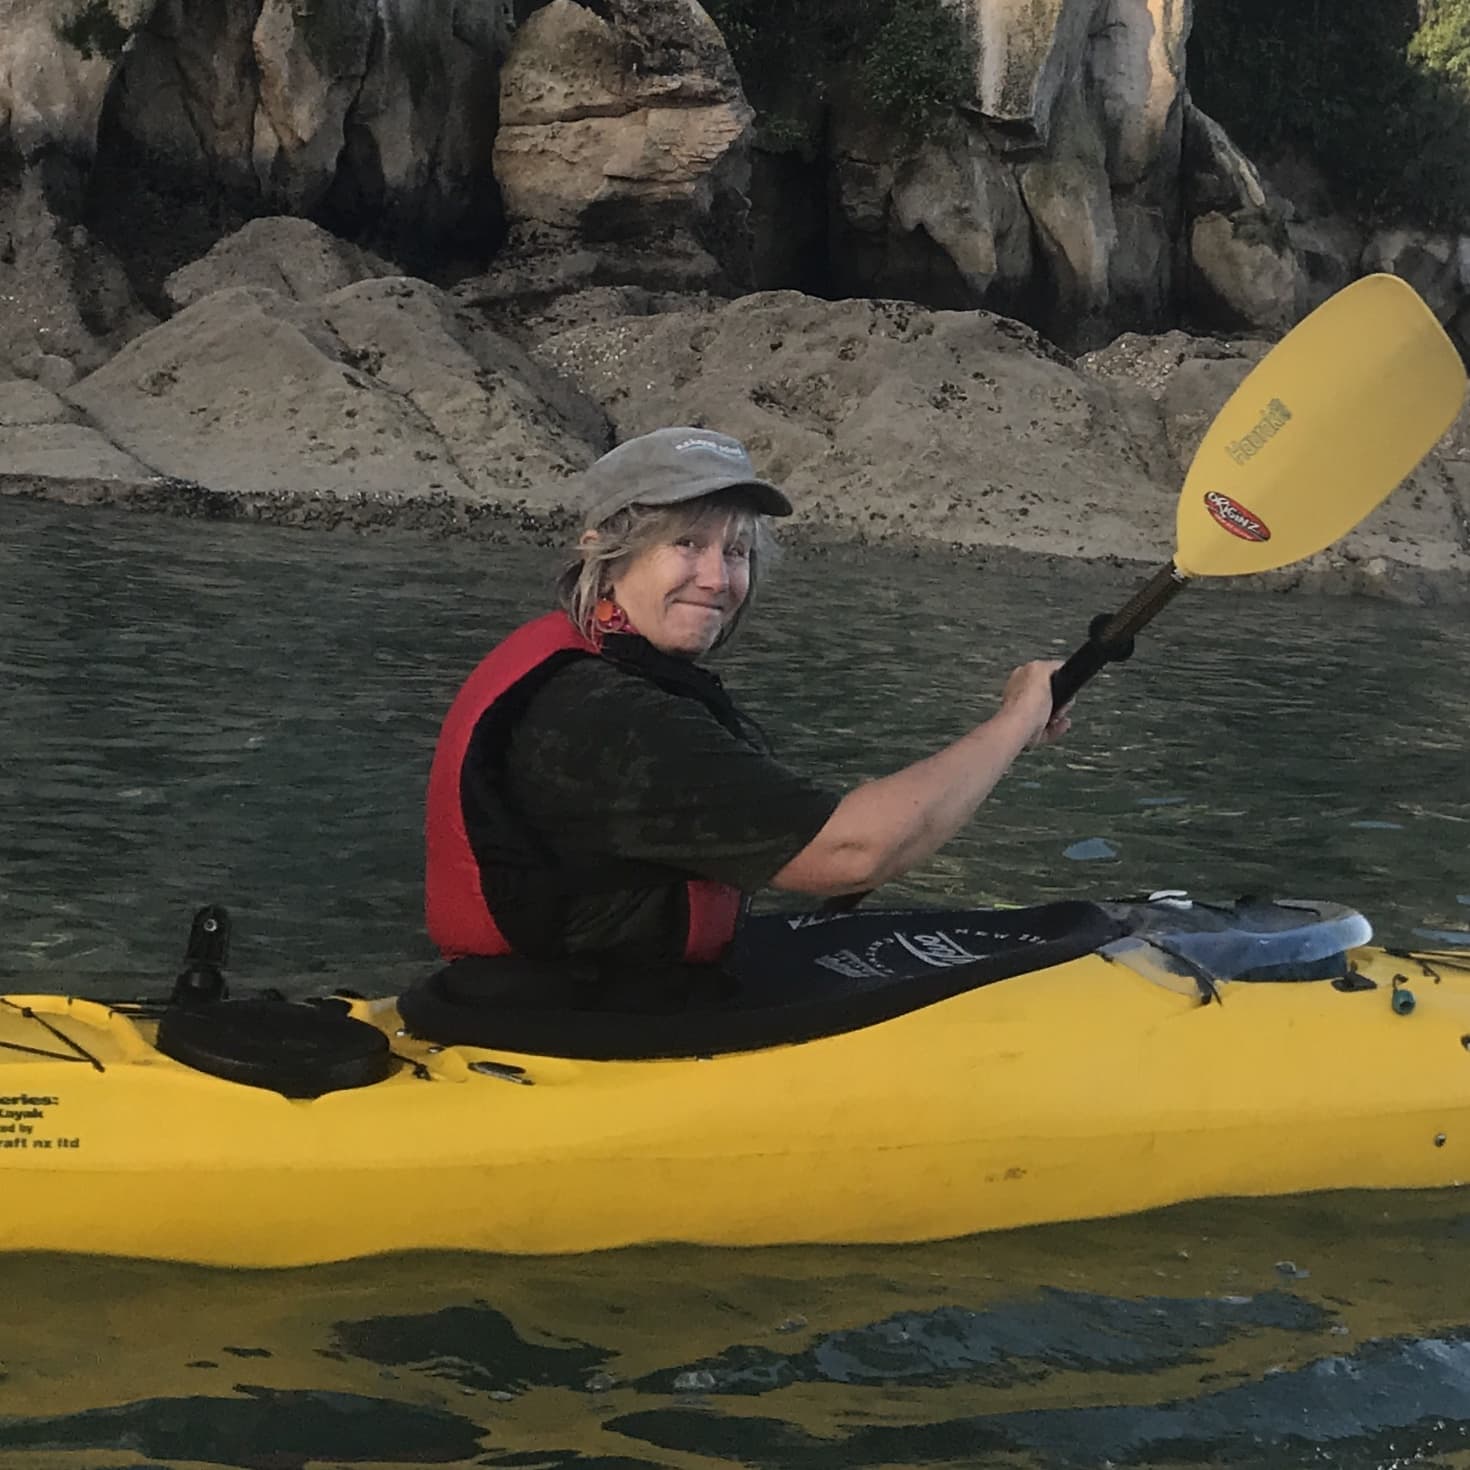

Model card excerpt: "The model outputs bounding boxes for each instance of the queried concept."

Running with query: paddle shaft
[1050,564,1187,714]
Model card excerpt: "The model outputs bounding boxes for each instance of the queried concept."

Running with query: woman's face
[608,513,753,657]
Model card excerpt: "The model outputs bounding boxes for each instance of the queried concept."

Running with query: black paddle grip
[1050,564,1186,714]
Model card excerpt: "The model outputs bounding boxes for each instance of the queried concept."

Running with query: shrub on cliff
[1189,0,1470,228]
[703,0,973,142]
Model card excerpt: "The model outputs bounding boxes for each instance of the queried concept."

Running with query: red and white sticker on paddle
[1203,490,1271,542]
[1203,397,1290,542]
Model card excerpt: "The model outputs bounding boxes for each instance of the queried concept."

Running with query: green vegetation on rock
[1189,0,1470,228]
[57,0,130,60]
[1412,0,1470,84]
[703,0,973,142]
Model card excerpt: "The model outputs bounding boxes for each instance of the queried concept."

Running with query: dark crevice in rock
[750,148,832,296]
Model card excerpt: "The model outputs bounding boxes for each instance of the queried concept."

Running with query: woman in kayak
[422,426,1070,1011]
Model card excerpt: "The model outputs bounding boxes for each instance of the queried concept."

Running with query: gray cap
[578,427,793,527]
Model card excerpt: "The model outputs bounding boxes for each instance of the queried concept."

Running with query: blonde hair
[556,490,779,650]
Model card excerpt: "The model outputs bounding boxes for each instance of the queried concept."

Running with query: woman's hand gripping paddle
[1050,273,1468,714]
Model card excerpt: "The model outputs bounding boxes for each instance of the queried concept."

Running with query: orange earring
[593,598,633,633]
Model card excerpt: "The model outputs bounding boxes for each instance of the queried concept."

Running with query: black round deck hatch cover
[156,999,392,1097]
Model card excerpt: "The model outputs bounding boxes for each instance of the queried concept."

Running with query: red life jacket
[424,612,743,964]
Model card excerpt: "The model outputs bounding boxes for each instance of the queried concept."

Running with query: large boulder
[530,290,1180,559]
[1361,227,1468,326]
[5,0,512,310]
[525,288,1470,596]
[824,96,1035,315]
[164,216,392,311]
[1255,151,1362,316]
[64,278,608,502]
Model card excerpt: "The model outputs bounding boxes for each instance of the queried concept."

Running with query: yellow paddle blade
[1175,274,1467,578]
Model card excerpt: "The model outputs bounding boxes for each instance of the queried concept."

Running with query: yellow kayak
[2,897,1468,1268]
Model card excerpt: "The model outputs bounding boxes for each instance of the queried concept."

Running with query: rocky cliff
[2,0,1468,599]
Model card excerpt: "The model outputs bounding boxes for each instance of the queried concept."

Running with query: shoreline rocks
[5,458,1466,610]
[2,5,1468,605]
[3,215,1467,605]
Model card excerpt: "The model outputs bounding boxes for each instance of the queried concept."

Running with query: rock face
[7,0,1470,360]
[808,0,1193,345]
[490,0,754,295]
[1181,102,1296,333]
[91,0,512,281]
[0,0,513,360]
[0,0,156,373]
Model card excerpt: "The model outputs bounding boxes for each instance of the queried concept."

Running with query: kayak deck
[3,942,1470,1266]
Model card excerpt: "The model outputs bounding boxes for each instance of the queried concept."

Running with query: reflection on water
[7,1192,1470,1469]
[3,500,1470,1469]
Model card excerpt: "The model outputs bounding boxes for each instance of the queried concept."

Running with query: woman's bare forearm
[770,704,1040,896]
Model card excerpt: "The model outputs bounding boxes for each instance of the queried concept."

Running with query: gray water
[3,497,1470,1470]
[3,500,1467,989]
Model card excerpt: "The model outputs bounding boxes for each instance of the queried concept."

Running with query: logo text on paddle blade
[1225,398,1293,464]
[1203,491,1271,542]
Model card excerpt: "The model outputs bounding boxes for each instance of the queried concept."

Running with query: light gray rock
[1249,153,1362,315]
[796,0,1189,338]
[1109,201,1175,327]
[317,275,606,497]
[0,379,75,425]
[31,353,80,392]
[66,286,459,498]
[3,0,513,302]
[889,138,1033,302]
[529,287,1468,595]
[1287,216,1363,314]
[245,0,512,232]
[1083,318,1470,591]
[1079,328,1262,473]
[497,0,624,124]
[164,217,392,312]
[0,2,164,372]
[250,0,376,211]
[532,290,1178,561]
[1189,213,1296,333]
[1018,86,1118,339]
[932,0,1190,225]
[1087,0,1190,189]
[1182,100,1268,216]
[62,280,604,504]
[0,423,154,479]
[102,0,260,182]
